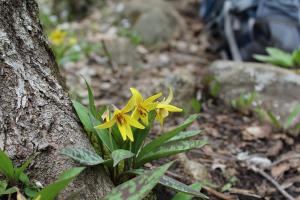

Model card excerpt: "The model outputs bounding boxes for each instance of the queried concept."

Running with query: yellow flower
[156,88,183,126]
[49,29,67,45]
[130,88,162,126]
[68,37,78,45]
[95,98,145,142]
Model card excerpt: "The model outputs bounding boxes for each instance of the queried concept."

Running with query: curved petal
[131,108,140,121]
[165,87,174,104]
[125,124,134,142]
[117,122,127,141]
[125,115,145,129]
[94,117,116,129]
[144,92,162,105]
[141,112,149,126]
[130,88,143,104]
[144,102,158,111]
[157,104,183,112]
[155,112,164,126]
[122,96,135,113]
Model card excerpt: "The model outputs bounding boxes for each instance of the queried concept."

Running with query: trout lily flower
[156,88,183,126]
[49,29,67,45]
[95,98,145,142]
[131,88,162,126]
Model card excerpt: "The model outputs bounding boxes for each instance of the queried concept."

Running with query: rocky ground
[45,0,300,199]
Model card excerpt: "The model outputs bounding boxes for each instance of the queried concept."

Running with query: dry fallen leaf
[271,163,290,179]
[242,125,271,141]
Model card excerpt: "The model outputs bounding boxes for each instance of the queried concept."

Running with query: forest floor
[47,0,300,199]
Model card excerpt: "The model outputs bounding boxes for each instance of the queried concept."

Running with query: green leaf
[266,47,294,67]
[19,172,30,185]
[126,171,207,199]
[166,130,201,143]
[138,114,199,159]
[15,153,37,181]
[111,149,135,167]
[84,79,97,117]
[132,111,156,154]
[0,180,7,194]
[60,148,104,166]
[191,99,202,113]
[103,162,173,200]
[136,140,207,167]
[266,111,281,129]
[91,116,117,152]
[172,182,204,200]
[1,187,18,195]
[0,150,14,180]
[34,167,85,200]
[292,48,300,65]
[72,100,94,132]
[209,80,221,97]
[24,187,38,198]
[284,105,300,129]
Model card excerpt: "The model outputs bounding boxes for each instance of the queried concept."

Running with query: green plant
[63,82,208,199]
[0,150,83,200]
[255,105,300,131]
[254,47,300,68]
[231,92,257,114]
[118,28,142,46]
[171,182,202,200]
[221,176,238,192]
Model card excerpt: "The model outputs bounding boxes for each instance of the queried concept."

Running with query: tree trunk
[0,0,113,199]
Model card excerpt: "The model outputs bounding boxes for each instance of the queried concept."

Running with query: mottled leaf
[60,148,104,166]
[172,182,204,200]
[284,105,300,129]
[103,162,173,200]
[0,180,7,194]
[166,130,201,143]
[111,149,135,167]
[138,114,199,159]
[137,140,207,167]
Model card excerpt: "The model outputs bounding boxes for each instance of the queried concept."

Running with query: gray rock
[208,61,300,133]
[122,0,185,45]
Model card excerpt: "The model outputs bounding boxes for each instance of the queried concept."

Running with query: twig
[202,186,235,200]
[250,165,295,200]
[271,154,300,167]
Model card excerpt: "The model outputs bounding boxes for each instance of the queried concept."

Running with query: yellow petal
[125,115,145,129]
[141,112,149,126]
[157,104,182,112]
[122,97,135,113]
[125,124,134,142]
[155,112,164,126]
[117,122,127,141]
[132,108,140,121]
[165,87,174,104]
[144,102,158,111]
[130,88,143,104]
[144,92,162,105]
[95,117,116,129]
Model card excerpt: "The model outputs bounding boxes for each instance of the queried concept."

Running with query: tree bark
[0,0,113,199]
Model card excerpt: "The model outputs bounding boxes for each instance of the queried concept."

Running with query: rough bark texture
[0,0,113,199]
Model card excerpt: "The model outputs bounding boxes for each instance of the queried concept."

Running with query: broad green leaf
[166,130,201,143]
[0,150,14,180]
[34,167,84,200]
[111,149,135,167]
[60,148,104,166]
[24,187,38,198]
[19,172,30,185]
[284,105,300,129]
[1,187,18,195]
[0,180,7,194]
[72,100,94,132]
[84,80,97,117]
[209,80,221,97]
[253,54,276,63]
[103,162,172,200]
[172,182,204,200]
[132,111,156,154]
[126,170,207,199]
[191,99,202,113]
[138,114,199,159]
[292,48,300,65]
[136,140,207,167]
[91,116,117,152]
